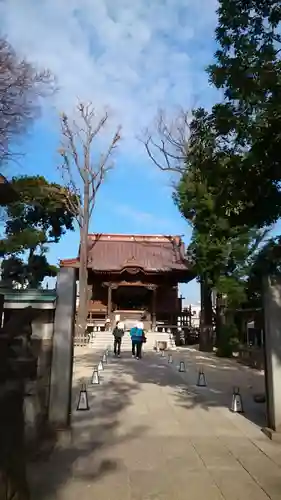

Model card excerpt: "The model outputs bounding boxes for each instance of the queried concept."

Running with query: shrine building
[60,233,194,330]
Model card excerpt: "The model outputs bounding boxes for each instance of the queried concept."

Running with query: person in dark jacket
[112,321,124,357]
[130,322,144,359]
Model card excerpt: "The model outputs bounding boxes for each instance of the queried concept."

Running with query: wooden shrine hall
[60,233,194,330]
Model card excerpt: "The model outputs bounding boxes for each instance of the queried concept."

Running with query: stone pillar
[263,276,281,437]
[49,267,76,428]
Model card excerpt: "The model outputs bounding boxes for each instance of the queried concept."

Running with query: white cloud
[114,203,173,230]
[0,0,217,144]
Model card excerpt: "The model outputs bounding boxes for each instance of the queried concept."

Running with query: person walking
[112,321,124,357]
[130,322,144,359]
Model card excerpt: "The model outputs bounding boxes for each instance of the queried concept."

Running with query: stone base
[261,427,281,442]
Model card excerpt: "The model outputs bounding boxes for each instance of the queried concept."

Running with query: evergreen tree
[208,0,281,227]
[0,175,75,288]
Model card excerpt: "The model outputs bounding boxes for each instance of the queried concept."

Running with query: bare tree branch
[89,127,121,217]
[58,103,121,224]
[0,37,55,164]
[140,108,192,174]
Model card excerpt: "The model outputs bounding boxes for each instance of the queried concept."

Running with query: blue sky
[1,0,220,303]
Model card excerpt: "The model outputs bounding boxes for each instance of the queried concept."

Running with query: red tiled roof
[61,233,192,274]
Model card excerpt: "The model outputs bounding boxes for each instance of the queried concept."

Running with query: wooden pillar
[107,284,112,320]
[151,287,156,329]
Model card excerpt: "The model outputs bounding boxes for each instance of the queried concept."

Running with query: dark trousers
[132,340,142,358]
[114,337,122,355]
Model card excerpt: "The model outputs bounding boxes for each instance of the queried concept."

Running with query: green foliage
[1,255,58,289]
[245,236,281,307]
[216,323,239,358]
[0,175,75,288]
[174,108,267,308]
[207,0,281,228]
[2,175,75,249]
[216,276,246,308]
[175,0,281,313]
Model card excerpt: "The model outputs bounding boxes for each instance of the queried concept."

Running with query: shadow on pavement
[28,347,267,498]
[108,350,266,429]
[28,355,146,500]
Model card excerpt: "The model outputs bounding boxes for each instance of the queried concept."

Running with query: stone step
[86,329,176,352]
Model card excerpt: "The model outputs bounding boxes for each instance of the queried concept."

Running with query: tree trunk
[76,180,89,342]
[215,292,225,347]
[199,278,213,352]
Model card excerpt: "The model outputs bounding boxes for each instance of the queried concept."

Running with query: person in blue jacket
[130,322,144,359]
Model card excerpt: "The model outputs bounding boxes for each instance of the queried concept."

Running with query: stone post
[49,267,76,429]
[263,275,281,438]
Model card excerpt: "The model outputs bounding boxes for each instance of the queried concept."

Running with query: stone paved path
[161,347,266,428]
[29,348,281,499]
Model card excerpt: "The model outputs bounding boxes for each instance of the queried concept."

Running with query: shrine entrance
[113,285,151,311]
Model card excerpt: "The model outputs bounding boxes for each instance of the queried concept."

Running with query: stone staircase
[89,327,175,352]
[89,329,114,352]
[89,329,132,352]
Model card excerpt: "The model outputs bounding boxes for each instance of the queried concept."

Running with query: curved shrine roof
[61,233,192,275]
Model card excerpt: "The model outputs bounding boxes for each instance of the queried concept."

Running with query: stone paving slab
[155,348,266,430]
[168,346,265,398]
[155,349,281,469]
[29,348,281,499]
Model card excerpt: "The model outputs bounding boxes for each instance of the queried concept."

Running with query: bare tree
[141,108,192,175]
[58,102,121,338]
[0,37,54,164]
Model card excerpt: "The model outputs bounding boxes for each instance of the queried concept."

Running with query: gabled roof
[61,233,193,276]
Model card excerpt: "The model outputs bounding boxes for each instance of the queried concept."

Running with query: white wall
[182,303,201,327]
